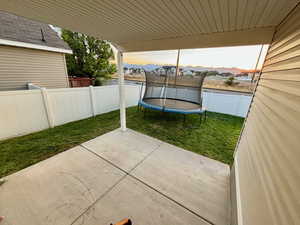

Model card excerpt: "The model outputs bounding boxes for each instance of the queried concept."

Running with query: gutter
[0,38,73,54]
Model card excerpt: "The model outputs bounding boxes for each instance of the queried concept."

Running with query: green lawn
[0,107,244,178]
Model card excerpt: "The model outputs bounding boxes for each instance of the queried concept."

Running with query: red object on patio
[69,77,94,87]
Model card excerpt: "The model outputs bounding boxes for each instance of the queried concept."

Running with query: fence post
[41,88,55,128]
[89,86,96,116]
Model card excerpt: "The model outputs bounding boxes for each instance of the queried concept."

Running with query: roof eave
[119,27,275,52]
[0,38,73,54]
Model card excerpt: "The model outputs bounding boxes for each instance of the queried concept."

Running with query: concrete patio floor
[0,129,230,225]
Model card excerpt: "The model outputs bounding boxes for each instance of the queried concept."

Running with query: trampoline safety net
[141,68,206,111]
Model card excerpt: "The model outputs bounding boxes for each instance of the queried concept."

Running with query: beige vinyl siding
[0,45,69,91]
[233,4,300,225]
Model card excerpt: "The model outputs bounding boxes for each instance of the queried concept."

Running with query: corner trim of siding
[0,38,73,54]
[62,54,70,88]
[234,157,244,225]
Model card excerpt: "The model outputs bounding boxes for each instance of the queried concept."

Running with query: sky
[123,45,269,70]
[52,26,268,71]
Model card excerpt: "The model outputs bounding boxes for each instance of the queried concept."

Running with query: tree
[61,29,116,85]
[195,71,208,76]
[225,76,236,86]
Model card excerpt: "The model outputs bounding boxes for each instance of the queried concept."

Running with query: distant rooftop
[0,11,71,52]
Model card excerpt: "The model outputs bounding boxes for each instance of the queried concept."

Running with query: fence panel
[93,86,119,114]
[0,90,49,140]
[125,85,141,107]
[47,87,93,126]
[202,91,252,117]
[0,85,252,140]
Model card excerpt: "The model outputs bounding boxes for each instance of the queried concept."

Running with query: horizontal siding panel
[238,94,300,225]
[235,132,274,225]
[268,6,300,53]
[256,85,300,115]
[260,68,300,81]
[264,43,300,66]
[235,3,300,225]
[0,45,68,91]
[270,7,300,44]
[267,33,300,59]
[262,55,300,72]
[254,89,300,128]
[258,79,300,97]
[246,104,300,225]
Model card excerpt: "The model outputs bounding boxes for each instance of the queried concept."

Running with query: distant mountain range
[123,63,253,75]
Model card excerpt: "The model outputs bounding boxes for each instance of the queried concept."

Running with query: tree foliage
[61,29,116,84]
[224,76,237,86]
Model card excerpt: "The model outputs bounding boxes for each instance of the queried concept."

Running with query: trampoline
[138,67,207,123]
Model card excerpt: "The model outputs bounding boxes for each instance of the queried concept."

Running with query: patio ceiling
[0,0,299,51]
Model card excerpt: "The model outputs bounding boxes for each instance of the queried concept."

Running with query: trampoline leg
[183,114,186,124]
[204,110,207,122]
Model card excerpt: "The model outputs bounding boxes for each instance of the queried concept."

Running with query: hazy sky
[123,45,269,70]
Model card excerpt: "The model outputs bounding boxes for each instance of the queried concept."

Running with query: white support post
[41,88,55,128]
[117,50,126,131]
[89,85,96,116]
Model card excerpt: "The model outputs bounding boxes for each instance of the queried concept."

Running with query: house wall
[0,45,69,91]
[233,4,300,225]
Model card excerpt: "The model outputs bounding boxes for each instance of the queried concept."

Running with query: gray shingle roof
[0,11,70,51]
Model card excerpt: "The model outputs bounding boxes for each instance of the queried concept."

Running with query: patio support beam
[117,50,126,131]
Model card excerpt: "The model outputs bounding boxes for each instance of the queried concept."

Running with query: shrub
[94,78,102,86]
[225,77,235,86]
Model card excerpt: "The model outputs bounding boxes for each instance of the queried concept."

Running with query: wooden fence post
[41,88,55,128]
[89,86,96,116]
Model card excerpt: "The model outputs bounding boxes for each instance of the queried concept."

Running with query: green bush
[94,78,102,86]
[225,77,235,86]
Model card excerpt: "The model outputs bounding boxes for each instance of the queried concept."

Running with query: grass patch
[0,107,243,178]
[127,108,243,165]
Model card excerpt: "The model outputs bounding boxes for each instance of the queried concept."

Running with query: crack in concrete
[75,143,214,225]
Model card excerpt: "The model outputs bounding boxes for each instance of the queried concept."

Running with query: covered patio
[0,129,229,225]
[1,1,300,225]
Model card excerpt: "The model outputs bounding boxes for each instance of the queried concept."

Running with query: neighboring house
[0,11,72,91]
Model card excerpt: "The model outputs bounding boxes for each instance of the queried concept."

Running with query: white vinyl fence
[202,90,252,117]
[0,85,251,140]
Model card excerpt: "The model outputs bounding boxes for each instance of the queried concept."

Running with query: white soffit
[0,0,299,52]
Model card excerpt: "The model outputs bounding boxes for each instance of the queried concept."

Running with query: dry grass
[113,74,255,93]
